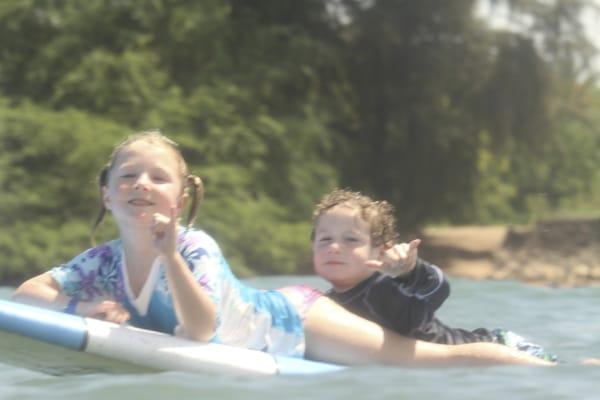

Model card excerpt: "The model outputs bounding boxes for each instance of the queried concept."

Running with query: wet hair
[91,130,204,243]
[311,189,398,247]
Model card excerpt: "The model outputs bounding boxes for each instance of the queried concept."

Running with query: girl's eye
[345,237,358,243]
[121,173,136,179]
[153,176,167,182]
[318,237,332,243]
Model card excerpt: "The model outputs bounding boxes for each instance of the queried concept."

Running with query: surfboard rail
[0,299,344,376]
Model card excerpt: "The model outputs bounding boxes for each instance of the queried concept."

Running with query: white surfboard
[0,300,344,376]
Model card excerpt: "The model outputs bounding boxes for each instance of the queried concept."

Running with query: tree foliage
[0,0,598,282]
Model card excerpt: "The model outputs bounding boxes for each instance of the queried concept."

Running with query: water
[2,276,600,400]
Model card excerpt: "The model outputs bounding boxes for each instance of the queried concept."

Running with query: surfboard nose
[0,299,87,351]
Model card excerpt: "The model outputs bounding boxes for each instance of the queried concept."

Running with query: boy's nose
[327,241,341,253]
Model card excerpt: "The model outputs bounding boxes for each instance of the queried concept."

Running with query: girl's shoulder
[179,228,222,254]
[79,239,122,260]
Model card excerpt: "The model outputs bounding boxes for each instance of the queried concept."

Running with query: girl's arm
[162,251,217,342]
[12,272,130,323]
[12,272,70,311]
[413,340,554,367]
[304,296,554,367]
[151,209,216,342]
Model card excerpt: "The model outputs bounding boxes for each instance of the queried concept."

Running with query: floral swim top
[50,228,305,357]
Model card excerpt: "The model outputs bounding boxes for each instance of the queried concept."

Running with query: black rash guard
[326,258,495,344]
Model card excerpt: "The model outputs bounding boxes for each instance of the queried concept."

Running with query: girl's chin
[118,210,156,224]
[131,211,153,219]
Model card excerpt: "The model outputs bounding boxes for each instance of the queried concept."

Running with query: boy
[311,189,556,360]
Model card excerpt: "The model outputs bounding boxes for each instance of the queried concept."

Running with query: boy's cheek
[371,245,384,260]
[313,253,324,267]
[312,260,325,276]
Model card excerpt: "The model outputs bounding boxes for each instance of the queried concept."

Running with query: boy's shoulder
[327,272,383,301]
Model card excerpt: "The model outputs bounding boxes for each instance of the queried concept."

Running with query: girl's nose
[133,174,150,191]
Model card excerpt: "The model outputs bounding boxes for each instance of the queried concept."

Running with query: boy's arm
[353,262,449,335]
[368,239,420,277]
[367,239,448,310]
[388,259,450,334]
[395,258,450,311]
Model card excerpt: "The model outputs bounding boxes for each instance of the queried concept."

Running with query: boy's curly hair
[311,189,398,247]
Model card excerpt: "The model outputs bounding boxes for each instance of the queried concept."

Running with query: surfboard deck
[0,300,345,376]
[0,329,154,375]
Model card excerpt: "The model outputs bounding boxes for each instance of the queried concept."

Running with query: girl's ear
[176,192,188,214]
[102,186,112,211]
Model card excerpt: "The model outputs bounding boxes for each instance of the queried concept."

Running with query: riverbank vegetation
[1,1,598,283]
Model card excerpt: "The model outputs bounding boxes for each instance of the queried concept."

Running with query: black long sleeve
[327,258,448,335]
[326,258,495,344]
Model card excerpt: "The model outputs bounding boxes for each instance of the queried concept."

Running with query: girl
[12,131,553,367]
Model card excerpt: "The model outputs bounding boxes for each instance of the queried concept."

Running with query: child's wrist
[389,263,413,278]
[161,251,183,266]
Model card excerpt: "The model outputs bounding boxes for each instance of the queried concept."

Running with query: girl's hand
[151,207,179,257]
[366,239,421,277]
[78,300,130,324]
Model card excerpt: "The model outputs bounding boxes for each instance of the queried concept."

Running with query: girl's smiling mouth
[128,199,154,206]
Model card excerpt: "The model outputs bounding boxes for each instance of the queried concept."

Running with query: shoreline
[419,219,600,287]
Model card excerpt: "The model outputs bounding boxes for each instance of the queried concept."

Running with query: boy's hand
[366,239,421,277]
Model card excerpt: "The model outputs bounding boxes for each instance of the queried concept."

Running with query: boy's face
[313,204,381,292]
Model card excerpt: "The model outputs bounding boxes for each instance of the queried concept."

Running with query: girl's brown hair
[311,189,398,247]
[91,131,204,243]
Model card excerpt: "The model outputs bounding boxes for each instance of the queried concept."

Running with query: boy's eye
[345,237,359,243]
[318,236,332,243]
[121,173,136,178]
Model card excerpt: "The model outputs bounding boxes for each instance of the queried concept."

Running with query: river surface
[1,275,600,400]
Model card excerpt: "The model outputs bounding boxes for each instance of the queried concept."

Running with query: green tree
[0,0,598,284]
[327,0,597,229]
[0,101,126,283]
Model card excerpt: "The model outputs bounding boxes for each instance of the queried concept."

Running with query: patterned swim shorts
[277,285,323,321]
[492,328,559,362]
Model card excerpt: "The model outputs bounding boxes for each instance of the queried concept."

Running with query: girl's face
[102,141,184,227]
[312,204,381,292]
